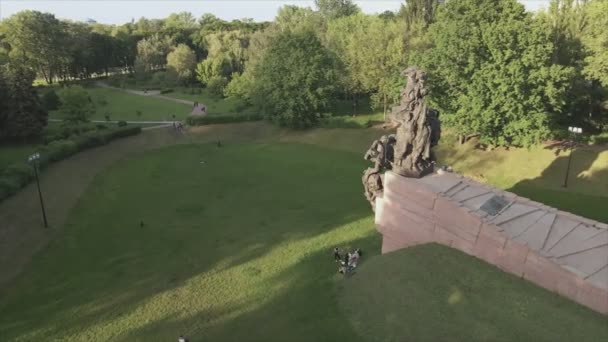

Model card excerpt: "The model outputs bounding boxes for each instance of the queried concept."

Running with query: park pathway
[48,118,174,130]
[94,81,208,115]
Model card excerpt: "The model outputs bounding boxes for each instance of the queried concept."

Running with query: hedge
[0,125,142,203]
[186,113,263,126]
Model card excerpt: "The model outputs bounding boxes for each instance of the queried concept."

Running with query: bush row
[42,122,101,144]
[0,125,142,203]
[185,113,263,126]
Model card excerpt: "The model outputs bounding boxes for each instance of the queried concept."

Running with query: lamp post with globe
[27,152,48,228]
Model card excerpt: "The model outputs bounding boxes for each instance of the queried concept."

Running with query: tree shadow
[0,142,379,341]
[113,234,379,342]
[509,143,608,223]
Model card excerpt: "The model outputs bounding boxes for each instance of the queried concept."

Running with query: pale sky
[0,0,551,24]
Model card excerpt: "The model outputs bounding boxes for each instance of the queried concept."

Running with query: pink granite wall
[375,171,608,315]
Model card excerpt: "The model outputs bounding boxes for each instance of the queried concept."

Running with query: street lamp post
[27,153,48,228]
[562,126,582,188]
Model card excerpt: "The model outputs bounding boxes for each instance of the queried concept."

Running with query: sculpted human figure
[362,135,395,211]
[390,67,439,177]
[361,67,440,210]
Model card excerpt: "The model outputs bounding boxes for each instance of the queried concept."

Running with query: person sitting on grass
[347,249,362,272]
[338,252,350,274]
[333,247,341,262]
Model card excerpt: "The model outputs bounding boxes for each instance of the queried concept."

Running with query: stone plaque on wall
[480,195,509,216]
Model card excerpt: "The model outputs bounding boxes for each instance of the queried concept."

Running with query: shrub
[96,124,107,130]
[160,88,174,94]
[46,140,78,162]
[41,89,61,111]
[186,113,263,126]
[207,76,229,98]
[117,121,128,127]
[589,132,608,145]
[0,177,21,201]
[103,126,142,140]
[3,163,35,187]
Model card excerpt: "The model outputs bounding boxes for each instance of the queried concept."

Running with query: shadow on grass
[0,142,379,341]
[114,233,380,342]
[509,145,608,223]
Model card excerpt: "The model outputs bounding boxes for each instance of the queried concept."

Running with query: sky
[0,0,551,24]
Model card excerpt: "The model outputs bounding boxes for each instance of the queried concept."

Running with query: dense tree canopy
[0,1,607,142]
[415,0,574,146]
[252,30,337,128]
[167,44,196,81]
[0,64,47,140]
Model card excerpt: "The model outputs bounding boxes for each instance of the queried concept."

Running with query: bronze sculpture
[362,67,441,210]
[362,135,395,211]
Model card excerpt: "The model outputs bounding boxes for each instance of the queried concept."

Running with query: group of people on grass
[334,247,362,275]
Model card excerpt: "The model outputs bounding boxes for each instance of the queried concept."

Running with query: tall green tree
[414,0,574,147]
[582,0,608,87]
[581,0,608,131]
[1,11,70,83]
[315,0,359,20]
[252,30,337,128]
[327,14,406,117]
[0,64,48,140]
[58,86,95,122]
[195,57,231,85]
[166,44,196,82]
[134,34,173,73]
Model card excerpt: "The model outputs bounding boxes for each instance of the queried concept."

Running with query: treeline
[1,0,607,146]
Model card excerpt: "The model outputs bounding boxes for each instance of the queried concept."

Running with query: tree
[134,34,173,73]
[414,0,574,147]
[195,57,231,85]
[166,44,196,81]
[580,0,608,131]
[315,0,359,20]
[327,14,406,117]
[582,0,608,87]
[203,30,250,74]
[0,64,48,140]
[58,86,95,122]
[536,0,599,131]
[162,12,197,45]
[41,89,61,111]
[398,0,442,29]
[252,30,337,128]
[1,11,70,83]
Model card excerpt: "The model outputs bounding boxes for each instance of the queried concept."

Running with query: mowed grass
[49,87,192,121]
[163,87,257,117]
[341,244,608,342]
[435,138,608,223]
[0,143,379,341]
[1,140,607,341]
[0,144,36,170]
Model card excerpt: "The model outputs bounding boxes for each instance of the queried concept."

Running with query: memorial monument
[364,68,608,315]
[362,66,441,210]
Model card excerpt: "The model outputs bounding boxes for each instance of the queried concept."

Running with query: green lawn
[49,87,192,121]
[163,87,257,117]
[341,244,608,342]
[435,137,608,222]
[1,141,606,341]
[0,144,36,170]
